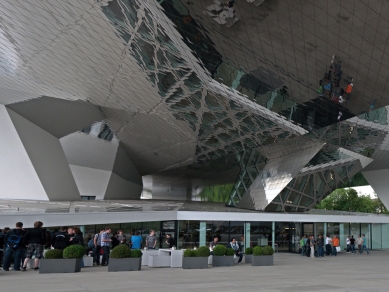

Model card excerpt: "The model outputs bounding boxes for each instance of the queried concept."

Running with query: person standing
[146,230,157,249]
[325,235,332,256]
[299,236,305,256]
[93,229,104,265]
[130,231,142,249]
[310,235,315,258]
[165,234,175,249]
[332,235,339,256]
[350,235,356,254]
[346,236,351,253]
[357,235,363,254]
[2,222,26,271]
[51,226,70,250]
[21,221,46,271]
[360,234,370,255]
[317,235,324,258]
[73,227,85,248]
[101,227,112,266]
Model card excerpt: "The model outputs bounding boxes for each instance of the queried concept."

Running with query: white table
[158,249,184,268]
[141,249,159,266]
[83,255,93,267]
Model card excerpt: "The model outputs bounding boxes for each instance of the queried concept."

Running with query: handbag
[336,246,341,252]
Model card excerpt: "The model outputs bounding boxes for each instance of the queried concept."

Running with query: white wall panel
[7,108,81,201]
[0,105,48,200]
[69,165,111,200]
[104,172,143,200]
[362,169,389,209]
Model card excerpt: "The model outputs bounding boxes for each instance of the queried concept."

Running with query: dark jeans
[236,252,243,263]
[332,246,338,256]
[101,246,110,265]
[325,244,332,255]
[351,244,355,253]
[318,245,324,257]
[93,246,101,264]
[3,247,24,270]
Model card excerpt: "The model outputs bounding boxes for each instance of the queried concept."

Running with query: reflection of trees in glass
[314,188,388,214]
[199,184,234,202]
[340,172,369,188]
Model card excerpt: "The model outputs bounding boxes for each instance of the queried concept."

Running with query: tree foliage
[198,184,233,202]
[314,188,389,214]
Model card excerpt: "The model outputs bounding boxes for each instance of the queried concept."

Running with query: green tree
[315,188,388,213]
[198,184,234,202]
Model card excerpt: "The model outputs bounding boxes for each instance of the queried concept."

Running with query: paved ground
[1,251,388,292]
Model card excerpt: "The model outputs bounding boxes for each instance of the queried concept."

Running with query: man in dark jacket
[2,222,26,271]
[21,221,46,271]
[51,226,70,250]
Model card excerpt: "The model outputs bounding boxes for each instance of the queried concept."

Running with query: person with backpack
[2,222,26,271]
[51,226,70,250]
[21,221,46,271]
[93,229,104,265]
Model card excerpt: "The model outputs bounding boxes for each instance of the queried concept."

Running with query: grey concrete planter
[182,257,208,269]
[212,256,234,267]
[252,255,273,266]
[39,258,82,274]
[108,258,142,272]
[245,254,252,264]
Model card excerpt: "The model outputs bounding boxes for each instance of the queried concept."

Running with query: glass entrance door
[159,220,177,249]
[302,223,314,237]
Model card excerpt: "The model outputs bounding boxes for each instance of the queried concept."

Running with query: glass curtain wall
[382,224,389,249]
[372,223,381,249]
[361,223,371,248]
[177,220,200,249]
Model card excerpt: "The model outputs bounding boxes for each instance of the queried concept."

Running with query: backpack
[7,232,22,249]
[53,233,67,249]
[88,238,94,249]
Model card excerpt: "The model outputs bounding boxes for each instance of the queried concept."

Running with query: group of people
[209,236,244,264]
[0,222,88,271]
[299,234,370,258]
[0,222,178,271]
[89,229,175,266]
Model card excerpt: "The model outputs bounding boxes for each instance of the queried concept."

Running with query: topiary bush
[110,244,131,258]
[130,249,143,258]
[263,245,274,255]
[45,249,63,259]
[253,246,264,256]
[196,246,210,257]
[63,245,86,259]
[245,247,253,255]
[226,247,235,256]
[184,249,197,257]
[213,245,227,256]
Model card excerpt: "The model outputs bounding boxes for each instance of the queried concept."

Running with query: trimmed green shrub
[184,249,197,257]
[45,249,63,259]
[130,249,143,258]
[196,246,210,257]
[213,245,227,256]
[110,244,131,258]
[63,245,86,259]
[245,247,253,255]
[253,246,264,256]
[226,248,235,256]
[263,246,274,256]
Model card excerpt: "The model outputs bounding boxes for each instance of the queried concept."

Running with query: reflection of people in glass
[209,236,219,255]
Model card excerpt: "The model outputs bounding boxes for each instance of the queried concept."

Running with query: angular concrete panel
[362,169,389,210]
[0,105,48,200]
[104,172,143,200]
[7,108,81,201]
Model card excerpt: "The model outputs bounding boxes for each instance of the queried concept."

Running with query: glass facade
[42,221,389,253]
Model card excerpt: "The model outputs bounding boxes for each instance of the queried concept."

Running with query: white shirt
[325,237,331,244]
[346,237,350,244]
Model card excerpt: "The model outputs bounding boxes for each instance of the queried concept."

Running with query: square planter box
[252,255,273,266]
[108,258,142,272]
[212,256,234,267]
[39,258,82,274]
[182,257,208,269]
[245,254,252,264]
